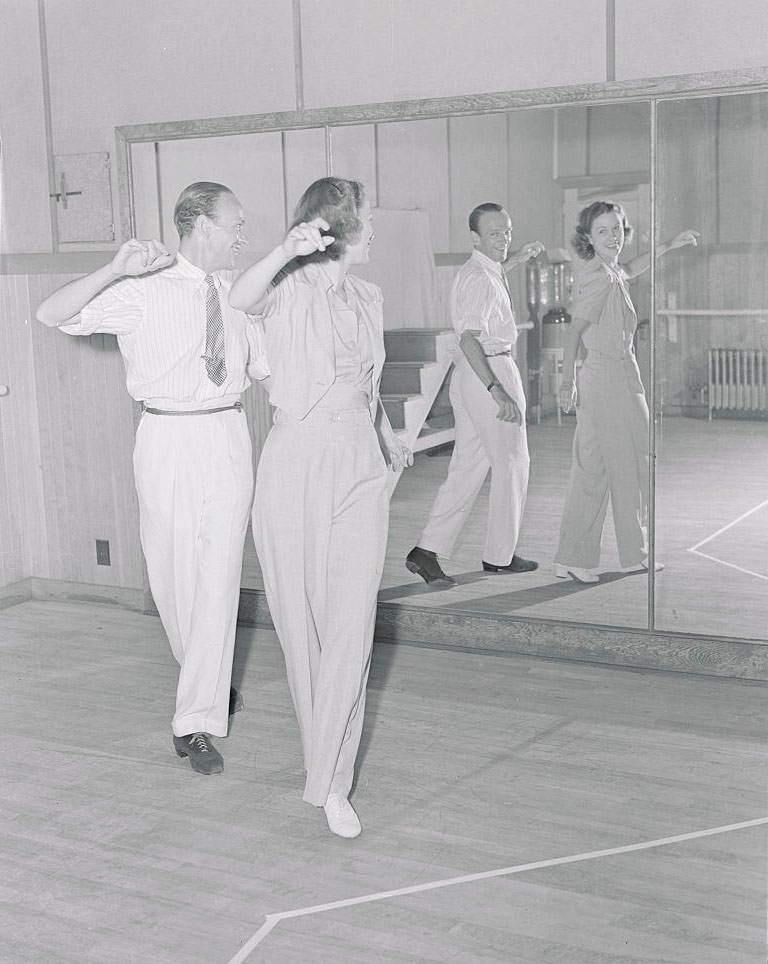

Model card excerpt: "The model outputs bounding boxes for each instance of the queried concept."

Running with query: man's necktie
[204,274,227,386]
[500,268,515,311]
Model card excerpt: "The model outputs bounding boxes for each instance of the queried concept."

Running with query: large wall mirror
[117,72,768,666]
[655,89,768,644]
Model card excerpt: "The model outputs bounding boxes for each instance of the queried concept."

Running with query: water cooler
[526,249,573,421]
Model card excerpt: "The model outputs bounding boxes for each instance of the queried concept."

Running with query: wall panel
[329,125,378,207]
[616,0,768,79]
[377,119,450,251]
[44,0,297,153]
[0,0,52,253]
[448,113,509,250]
[0,276,46,586]
[283,128,329,223]
[30,278,144,589]
[301,0,606,107]
[656,94,768,412]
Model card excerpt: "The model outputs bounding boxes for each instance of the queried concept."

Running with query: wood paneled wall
[657,92,768,410]
[1,274,146,590]
[0,276,47,585]
[0,271,275,592]
[28,275,145,589]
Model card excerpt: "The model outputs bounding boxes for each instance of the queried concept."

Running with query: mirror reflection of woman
[229,177,411,838]
[554,201,698,583]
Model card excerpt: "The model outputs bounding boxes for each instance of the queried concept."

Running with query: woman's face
[343,196,374,266]
[588,210,625,263]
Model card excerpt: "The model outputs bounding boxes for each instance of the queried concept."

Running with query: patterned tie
[204,274,227,386]
[500,267,514,310]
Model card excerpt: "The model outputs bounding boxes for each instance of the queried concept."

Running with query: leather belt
[142,401,243,416]
[485,349,513,357]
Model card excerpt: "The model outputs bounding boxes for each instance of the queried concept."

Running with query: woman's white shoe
[621,559,664,573]
[323,794,362,838]
[553,563,599,583]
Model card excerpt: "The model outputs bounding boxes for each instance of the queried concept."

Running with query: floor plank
[1,600,766,963]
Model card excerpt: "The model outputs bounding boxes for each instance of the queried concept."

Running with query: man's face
[206,192,247,270]
[472,210,513,263]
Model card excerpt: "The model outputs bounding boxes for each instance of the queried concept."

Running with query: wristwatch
[486,380,499,392]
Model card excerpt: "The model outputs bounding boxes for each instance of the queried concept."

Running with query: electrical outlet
[96,539,111,566]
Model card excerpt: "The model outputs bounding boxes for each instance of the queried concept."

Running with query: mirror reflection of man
[407,202,543,585]
[36,182,268,774]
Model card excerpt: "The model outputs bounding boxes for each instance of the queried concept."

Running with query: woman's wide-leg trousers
[253,406,389,806]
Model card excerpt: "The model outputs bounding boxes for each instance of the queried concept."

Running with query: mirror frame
[114,67,768,680]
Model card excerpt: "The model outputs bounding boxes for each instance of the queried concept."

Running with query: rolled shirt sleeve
[571,262,612,326]
[453,273,493,337]
[60,276,145,336]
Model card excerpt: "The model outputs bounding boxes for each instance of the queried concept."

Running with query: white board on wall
[53,152,114,243]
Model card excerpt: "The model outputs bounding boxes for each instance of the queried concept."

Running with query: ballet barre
[657,309,768,317]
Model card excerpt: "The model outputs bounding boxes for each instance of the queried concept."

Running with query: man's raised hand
[112,240,174,278]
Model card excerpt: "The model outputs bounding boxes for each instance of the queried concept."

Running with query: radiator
[708,348,768,419]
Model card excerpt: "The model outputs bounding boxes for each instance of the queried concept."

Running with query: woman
[554,200,698,583]
[230,177,411,837]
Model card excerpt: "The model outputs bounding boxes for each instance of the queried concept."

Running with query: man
[406,202,543,585]
[36,182,268,774]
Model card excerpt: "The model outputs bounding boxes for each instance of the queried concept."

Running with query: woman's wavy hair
[290,177,365,263]
[572,200,633,260]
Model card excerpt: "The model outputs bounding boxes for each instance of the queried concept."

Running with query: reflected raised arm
[504,240,546,271]
[624,229,700,280]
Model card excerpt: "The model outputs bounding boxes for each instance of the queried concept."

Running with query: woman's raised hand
[670,229,700,250]
[111,239,174,277]
[281,218,335,259]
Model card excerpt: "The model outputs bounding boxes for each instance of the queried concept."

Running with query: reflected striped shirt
[61,253,268,404]
[450,249,519,354]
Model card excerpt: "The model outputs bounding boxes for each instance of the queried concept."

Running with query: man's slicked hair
[469,202,504,235]
[173,182,233,239]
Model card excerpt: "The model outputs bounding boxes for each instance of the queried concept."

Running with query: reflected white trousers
[555,354,649,569]
[133,409,253,738]
[253,405,389,806]
[419,354,530,565]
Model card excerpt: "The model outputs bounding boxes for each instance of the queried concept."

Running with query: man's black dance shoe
[173,732,224,775]
[229,686,244,716]
[406,546,457,586]
[482,555,538,573]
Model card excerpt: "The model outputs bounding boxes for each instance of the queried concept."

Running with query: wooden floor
[2,599,766,963]
[242,415,768,642]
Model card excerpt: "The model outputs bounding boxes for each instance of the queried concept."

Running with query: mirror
[332,104,654,633]
[121,77,768,651]
[655,90,768,642]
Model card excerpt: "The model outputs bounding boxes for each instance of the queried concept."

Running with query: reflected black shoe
[482,555,538,573]
[229,686,244,716]
[406,546,457,586]
[173,732,224,775]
